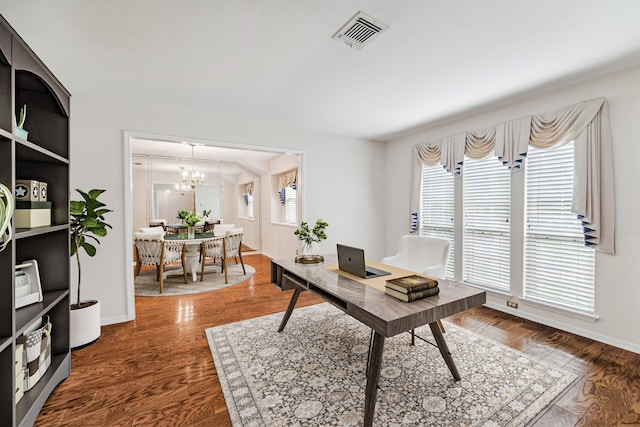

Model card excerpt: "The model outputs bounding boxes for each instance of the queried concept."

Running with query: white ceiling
[1,1,639,141]
[131,138,284,177]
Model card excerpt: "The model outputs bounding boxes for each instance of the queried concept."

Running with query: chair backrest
[201,237,224,257]
[224,228,243,257]
[162,240,185,264]
[381,235,451,279]
[213,223,235,236]
[135,226,165,240]
[135,239,164,266]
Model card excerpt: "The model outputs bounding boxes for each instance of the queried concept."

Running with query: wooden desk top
[272,255,486,337]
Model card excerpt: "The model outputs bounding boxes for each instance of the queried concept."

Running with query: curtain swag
[242,182,254,195]
[410,98,614,254]
[279,170,297,188]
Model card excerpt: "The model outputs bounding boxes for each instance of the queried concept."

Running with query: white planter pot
[70,300,101,349]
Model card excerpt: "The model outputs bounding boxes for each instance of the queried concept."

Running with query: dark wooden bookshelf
[0,14,71,427]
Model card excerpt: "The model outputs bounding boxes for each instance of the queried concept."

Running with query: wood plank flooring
[36,254,640,426]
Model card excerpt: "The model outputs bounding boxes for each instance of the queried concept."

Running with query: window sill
[519,296,599,323]
[461,281,513,298]
[271,222,298,228]
[238,217,254,222]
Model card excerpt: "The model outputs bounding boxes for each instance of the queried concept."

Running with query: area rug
[135,263,255,296]
[206,303,577,426]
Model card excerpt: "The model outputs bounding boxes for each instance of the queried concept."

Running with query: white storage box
[15,201,51,228]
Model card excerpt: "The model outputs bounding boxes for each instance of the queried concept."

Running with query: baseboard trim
[484,301,640,355]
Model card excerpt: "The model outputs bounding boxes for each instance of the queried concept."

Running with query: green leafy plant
[294,218,329,245]
[177,209,189,221]
[184,212,200,226]
[70,189,112,308]
[202,209,211,218]
[0,182,13,252]
[16,104,26,129]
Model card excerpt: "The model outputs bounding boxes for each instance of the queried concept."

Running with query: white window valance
[410,98,614,254]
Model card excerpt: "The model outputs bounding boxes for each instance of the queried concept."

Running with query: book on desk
[385,274,439,302]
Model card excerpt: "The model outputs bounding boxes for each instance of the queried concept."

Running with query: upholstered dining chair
[134,238,187,293]
[381,235,451,338]
[212,223,235,237]
[200,236,224,280]
[200,228,245,284]
[222,228,245,282]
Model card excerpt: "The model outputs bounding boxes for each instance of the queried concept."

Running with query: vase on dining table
[188,226,195,239]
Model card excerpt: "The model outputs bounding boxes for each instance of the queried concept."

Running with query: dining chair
[134,238,187,293]
[200,236,224,281]
[381,235,451,339]
[212,223,235,236]
[222,228,245,284]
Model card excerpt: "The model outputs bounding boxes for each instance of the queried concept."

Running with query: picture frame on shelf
[15,259,44,309]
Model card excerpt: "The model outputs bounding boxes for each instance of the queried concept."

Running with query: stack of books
[385,274,439,302]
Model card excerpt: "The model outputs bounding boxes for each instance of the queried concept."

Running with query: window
[524,142,595,313]
[245,193,254,219]
[284,186,296,225]
[463,155,511,292]
[419,164,455,279]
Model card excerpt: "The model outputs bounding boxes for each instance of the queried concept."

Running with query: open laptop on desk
[337,244,391,279]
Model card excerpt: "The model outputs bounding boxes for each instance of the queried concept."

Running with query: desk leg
[277,287,301,332]
[364,331,384,427]
[428,322,460,381]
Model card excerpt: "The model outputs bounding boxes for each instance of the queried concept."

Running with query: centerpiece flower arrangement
[294,218,328,263]
[178,210,200,238]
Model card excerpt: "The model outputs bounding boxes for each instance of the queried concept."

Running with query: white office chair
[381,235,451,338]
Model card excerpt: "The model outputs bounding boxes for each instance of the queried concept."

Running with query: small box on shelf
[15,343,24,404]
[15,201,51,228]
[15,180,40,201]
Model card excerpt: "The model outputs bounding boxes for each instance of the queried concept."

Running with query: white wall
[64,89,385,325]
[384,66,640,353]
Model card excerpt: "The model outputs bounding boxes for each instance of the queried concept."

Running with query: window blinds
[285,186,297,225]
[524,142,595,313]
[463,156,511,291]
[419,164,455,279]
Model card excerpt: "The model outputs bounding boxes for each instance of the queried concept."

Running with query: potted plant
[69,189,112,348]
[15,104,28,140]
[0,182,13,252]
[294,218,328,263]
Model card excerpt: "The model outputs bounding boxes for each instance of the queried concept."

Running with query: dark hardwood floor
[36,254,639,426]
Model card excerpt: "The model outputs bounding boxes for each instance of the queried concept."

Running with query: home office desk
[271,255,486,427]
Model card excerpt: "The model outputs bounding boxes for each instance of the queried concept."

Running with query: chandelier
[176,143,205,191]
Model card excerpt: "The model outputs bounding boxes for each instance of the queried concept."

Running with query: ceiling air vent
[332,11,389,49]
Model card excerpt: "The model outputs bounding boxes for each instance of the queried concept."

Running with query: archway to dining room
[123,130,303,319]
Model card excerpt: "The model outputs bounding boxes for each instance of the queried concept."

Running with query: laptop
[337,244,391,279]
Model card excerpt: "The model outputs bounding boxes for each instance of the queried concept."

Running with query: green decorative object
[15,104,28,140]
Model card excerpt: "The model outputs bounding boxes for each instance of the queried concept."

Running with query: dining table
[164,232,222,281]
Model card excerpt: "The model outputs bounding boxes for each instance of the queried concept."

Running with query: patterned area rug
[206,303,577,426]
[135,263,255,296]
